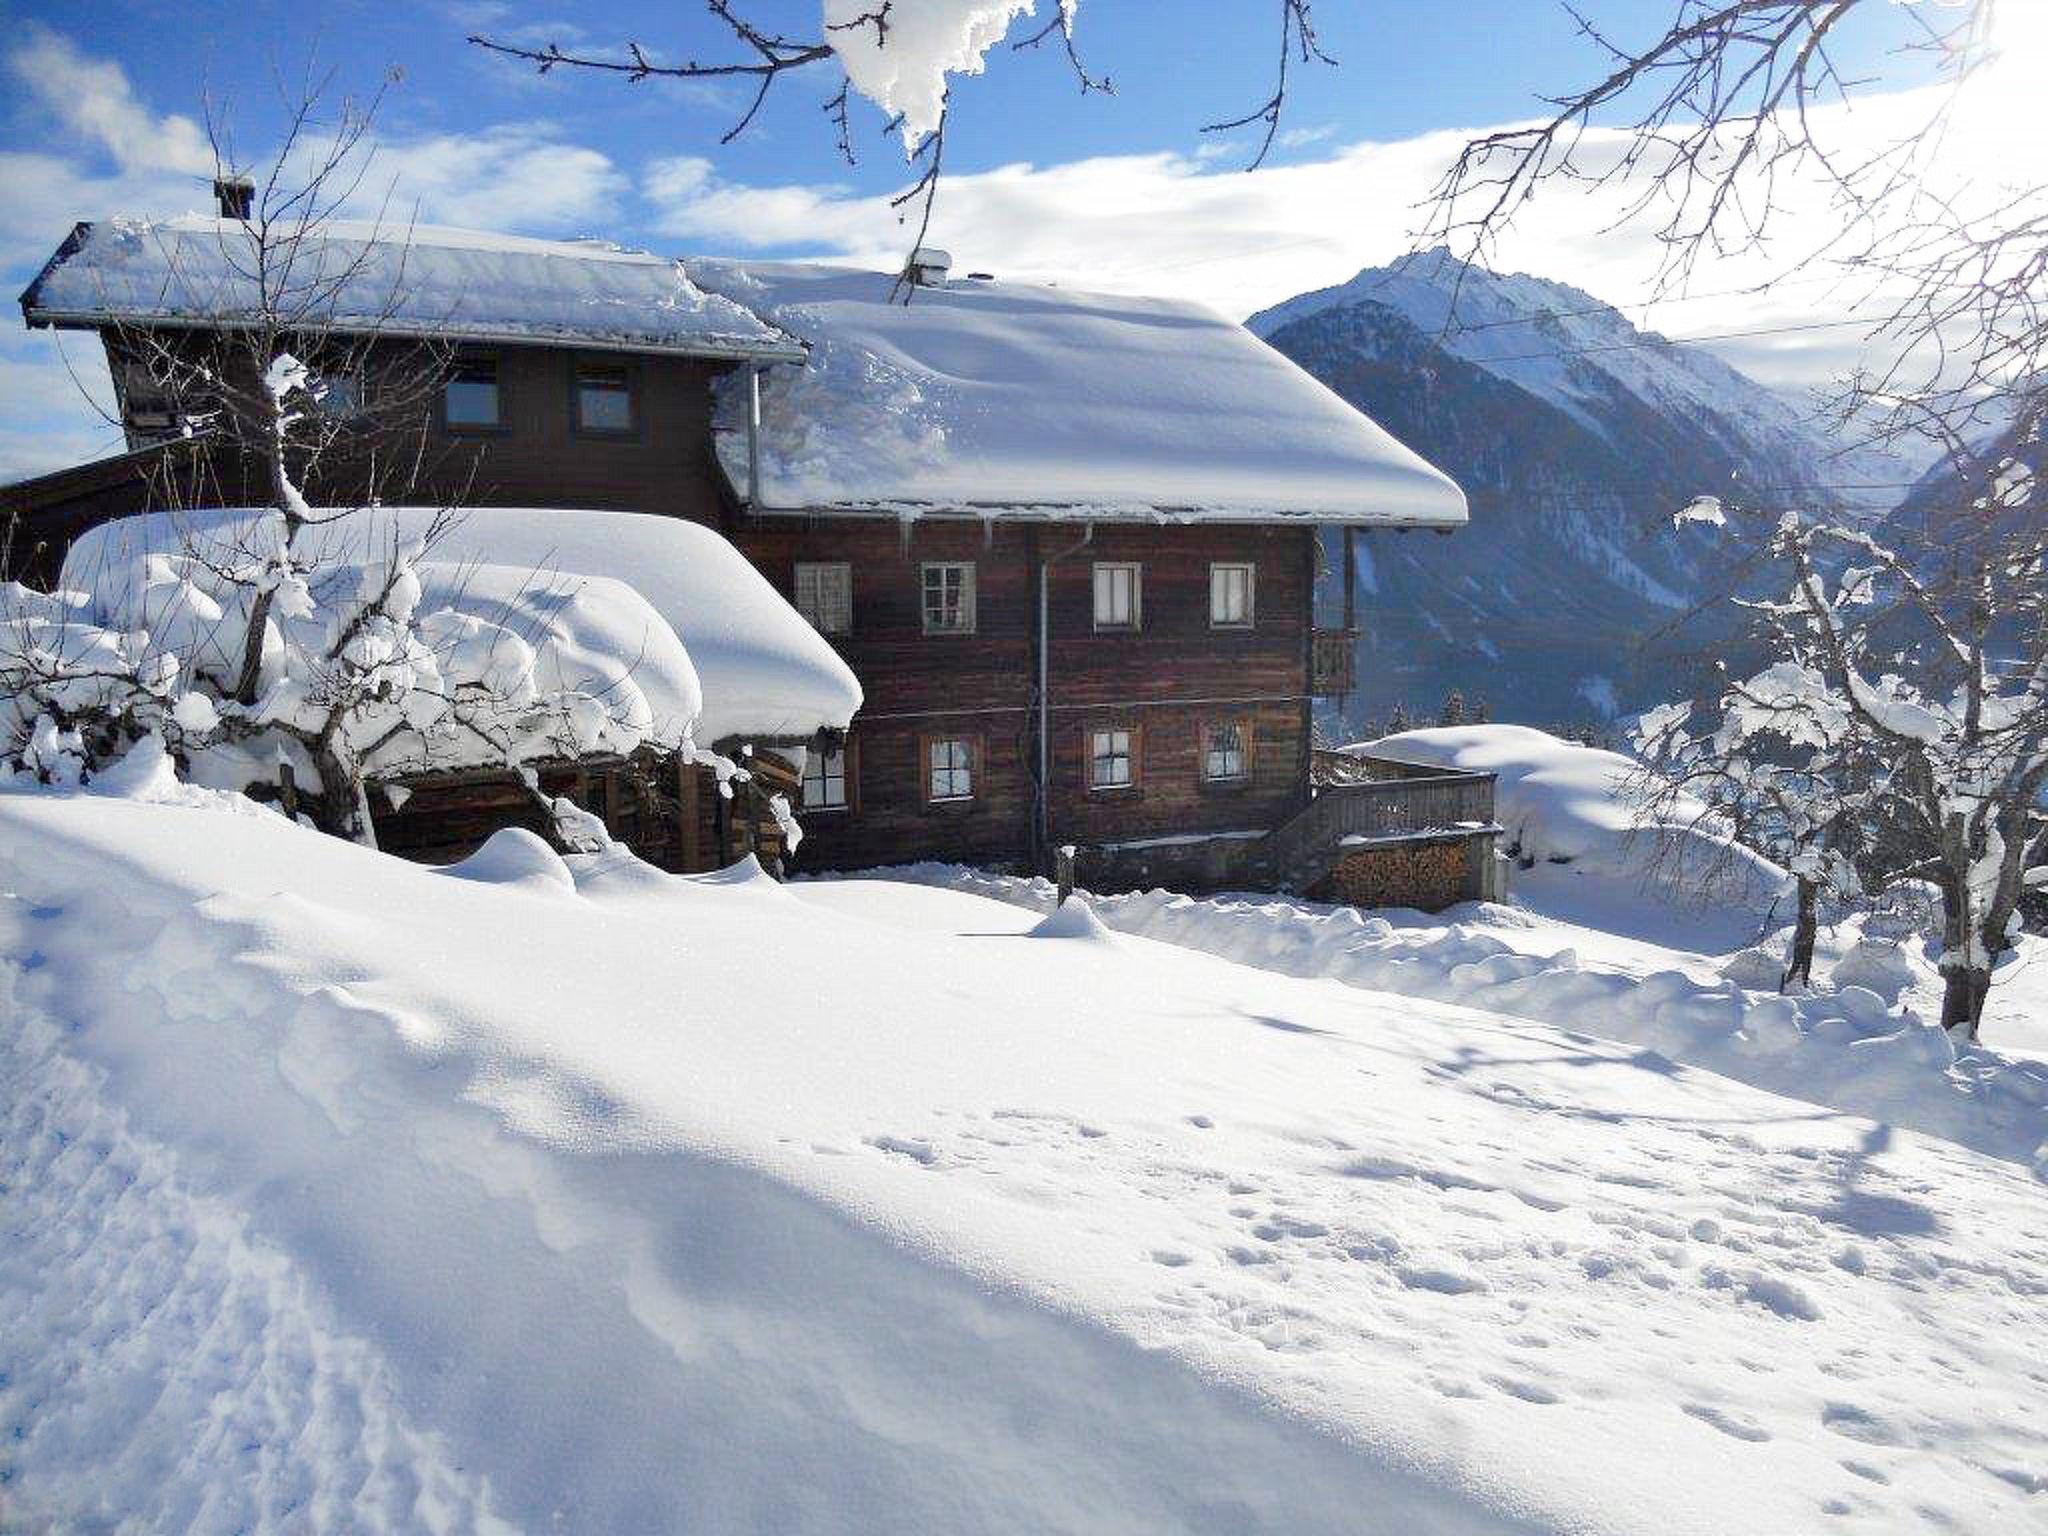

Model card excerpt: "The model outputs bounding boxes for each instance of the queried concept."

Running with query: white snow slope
[5,786,2046,1533]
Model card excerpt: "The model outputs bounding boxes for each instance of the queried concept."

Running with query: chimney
[904,246,952,288]
[213,176,255,220]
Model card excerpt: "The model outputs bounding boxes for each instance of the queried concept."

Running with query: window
[1093,562,1142,630]
[1203,721,1248,782]
[118,363,178,432]
[802,746,849,810]
[573,361,635,434]
[921,562,976,634]
[444,358,501,429]
[314,372,364,420]
[1089,728,1135,790]
[928,737,974,801]
[794,562,852,635]
[1210,562,1255,628]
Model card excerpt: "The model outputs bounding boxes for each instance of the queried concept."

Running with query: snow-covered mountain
[1248,250,1913,731]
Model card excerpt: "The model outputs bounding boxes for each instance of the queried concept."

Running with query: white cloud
[6,23,213,178]
[331,126,631,234]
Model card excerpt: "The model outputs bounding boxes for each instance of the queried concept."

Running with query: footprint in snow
[1396,1265,1489,1296]
[867,1135,938,1166]
[1820,1402,1906,1446]
[1484,1374,1561,1405]
[1681,1402,1772,1442]
[1150,1249,1194,1268]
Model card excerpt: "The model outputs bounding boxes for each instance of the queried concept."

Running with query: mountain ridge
[1250,250,1916,732]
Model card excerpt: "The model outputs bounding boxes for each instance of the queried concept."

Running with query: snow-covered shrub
[3,493,707,845]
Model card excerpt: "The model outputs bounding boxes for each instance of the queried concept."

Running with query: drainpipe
[1036,521,1093,866]
[745,361,763,510]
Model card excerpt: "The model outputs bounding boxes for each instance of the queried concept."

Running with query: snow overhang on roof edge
[20,303,810,366]
[17,220,809,367]
[735,500,1468,529]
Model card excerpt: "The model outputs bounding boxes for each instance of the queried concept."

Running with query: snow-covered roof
[390,509,862,746]
[62,508,861,746]
[685,259,1468,527]
[22,216,806,363]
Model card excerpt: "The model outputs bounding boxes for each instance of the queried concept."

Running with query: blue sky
[0,1,2016,478]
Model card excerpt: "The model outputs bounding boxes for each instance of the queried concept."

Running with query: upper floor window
[444,358,502,429]
[117,362,178,433]
[802,745,849,810]
[794,562,852,635]
[1089,728,1135,790]
[922,562,976,634]
[1202,721,1248,782]
[928,736,975,801]
[1093,562,1142,630]
[573,361,635,435]
[314,371,364,421]
[1210,562,1255,628]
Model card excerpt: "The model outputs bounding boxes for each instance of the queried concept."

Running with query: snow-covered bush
[2,497,704,846]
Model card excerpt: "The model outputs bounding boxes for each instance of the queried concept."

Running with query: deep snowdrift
[5,787,2046,1533]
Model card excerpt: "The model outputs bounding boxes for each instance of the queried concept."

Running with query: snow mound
[437,828,577,894]
[1027,896,1118,942]
[1356,725,1789,935]
[685,258,1467,525]
[877,863,2048,1174]
[63,506,860,748]
[26,215,800,361]
[1831,936,1925,1005]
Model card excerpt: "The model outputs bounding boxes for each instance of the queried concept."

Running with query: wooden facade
[728,518,1316,871]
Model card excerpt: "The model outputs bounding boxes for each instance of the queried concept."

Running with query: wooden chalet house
[14,201,1501,906]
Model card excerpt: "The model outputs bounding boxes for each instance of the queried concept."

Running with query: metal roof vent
[904,247,952,287]
[213,176,255,220]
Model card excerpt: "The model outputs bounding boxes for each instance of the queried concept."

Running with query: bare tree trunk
[1940,964,1988,1040]
[1780,876,1818,991]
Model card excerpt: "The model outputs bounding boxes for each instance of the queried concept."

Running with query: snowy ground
[5,786,2047,1533]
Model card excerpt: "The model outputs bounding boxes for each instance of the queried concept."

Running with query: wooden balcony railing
[1243,755,1499,893]
[1310,628,1356,696]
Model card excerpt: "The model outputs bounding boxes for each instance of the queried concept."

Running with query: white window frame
[801,745,849,811]
[1202,721,1249,782]
[794,561,853,636]
[1092,562,1143,631]
[1210,562,1255,629]
[1089,728,1135,790]
[921,562,977,634]
[928,736,975,801]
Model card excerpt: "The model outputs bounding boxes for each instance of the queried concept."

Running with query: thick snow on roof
[686,259,1468,526]
[63,508,860,745]
[23,216,804,361]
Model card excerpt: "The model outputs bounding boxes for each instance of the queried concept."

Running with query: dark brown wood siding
[732,516,1314,873]
[5,332,741,585]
